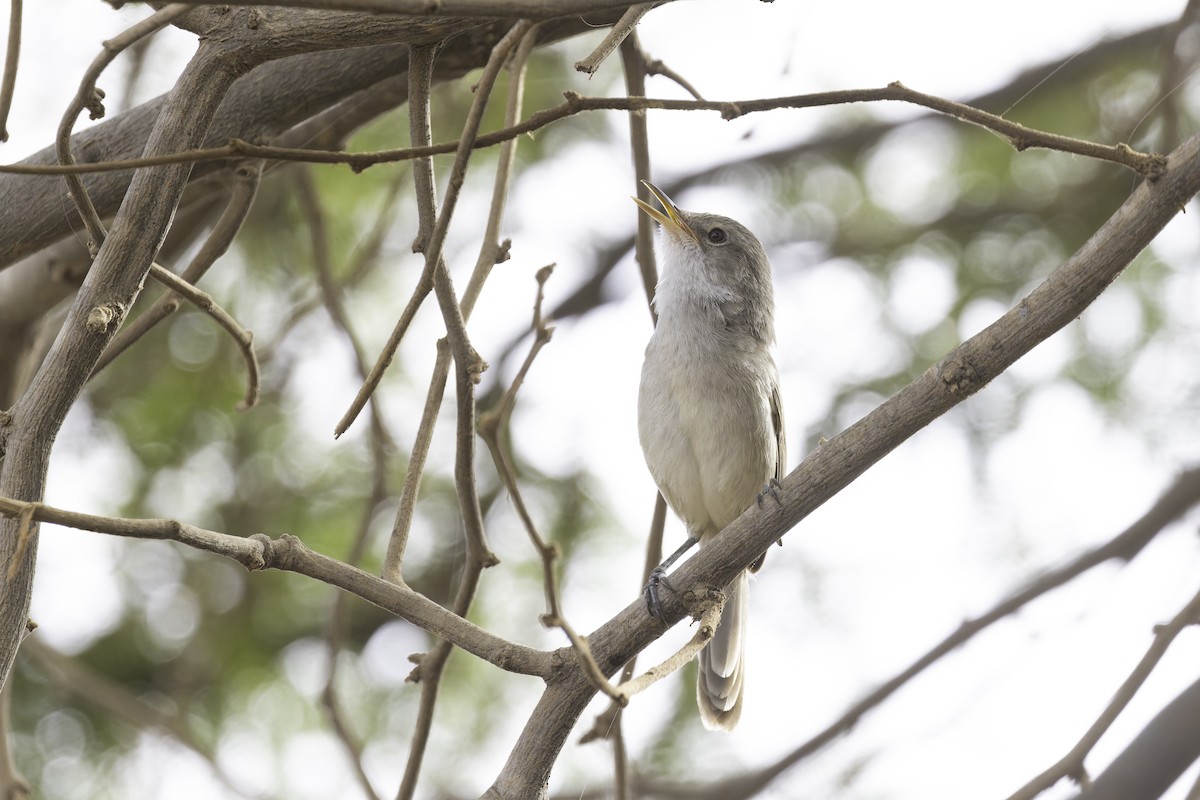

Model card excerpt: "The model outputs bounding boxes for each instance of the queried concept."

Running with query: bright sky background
[10,1,1200,798]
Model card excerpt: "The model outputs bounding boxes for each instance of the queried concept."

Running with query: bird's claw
[756,477,784,508]
[644,566,675,624]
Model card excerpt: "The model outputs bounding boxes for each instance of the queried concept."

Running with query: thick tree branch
[0,13,617,270]
[154,0,679,17]
[1072,676,1200,800]
[481,122,1200,800]
[595,464,1200,800]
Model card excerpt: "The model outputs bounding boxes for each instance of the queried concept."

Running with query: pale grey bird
[634,181,785,731]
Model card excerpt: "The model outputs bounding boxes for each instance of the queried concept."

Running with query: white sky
[11,1,1200,799]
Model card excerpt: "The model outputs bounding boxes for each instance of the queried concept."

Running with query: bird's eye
[706,227,728,244]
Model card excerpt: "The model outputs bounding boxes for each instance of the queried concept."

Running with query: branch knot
[936,354,984,395]
[85,302,126,335]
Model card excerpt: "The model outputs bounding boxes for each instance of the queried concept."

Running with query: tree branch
[0,495,553,679]
[602,464,1200,800]
[480,120,1200,800]
[93,159,264,375]
[1009,585,1200,800]
[12,84,1166,181]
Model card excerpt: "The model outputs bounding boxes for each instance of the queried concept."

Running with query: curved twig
[146,263,260,411]
[94,160,263,375]
[54,3,195,253]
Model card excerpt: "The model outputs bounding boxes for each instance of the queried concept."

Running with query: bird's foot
[756,477,784,508]
[644,566,676,625]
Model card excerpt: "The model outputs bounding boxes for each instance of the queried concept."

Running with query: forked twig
[380,22,540,582]
[478,266,620,702]
[1006,585,1200,800]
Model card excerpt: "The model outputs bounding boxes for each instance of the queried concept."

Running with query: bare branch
[0,495,552,678]
[394,25,533,799]
[644,55,705,101]
[482,121,1200,800]
[621,32,659,320]
[1008,585,1200,800]
[479,265,622,702]
[380,22,540,581]
[93,159,263,374]
[14,84,1167,181]
[143,0,678,18]
[620,464,1200,799]
[145,263,261,410]
[574,3,656,75]
[613,597,722,702]
[55,3,196,254]
[0,0,22,142]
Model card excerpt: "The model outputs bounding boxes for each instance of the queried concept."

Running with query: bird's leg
[645,534,699,623]
[756,478,785,548]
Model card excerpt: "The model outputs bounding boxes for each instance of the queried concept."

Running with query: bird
[633,181,785,731]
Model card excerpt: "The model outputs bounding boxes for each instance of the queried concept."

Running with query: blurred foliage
[11,15,1200,800]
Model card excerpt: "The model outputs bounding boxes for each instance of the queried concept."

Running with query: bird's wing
[771,380,786,482]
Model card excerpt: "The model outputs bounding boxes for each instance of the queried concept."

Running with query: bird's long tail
[697,569,747,731]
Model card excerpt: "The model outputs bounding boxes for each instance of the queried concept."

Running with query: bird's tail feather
[697,569,747,731]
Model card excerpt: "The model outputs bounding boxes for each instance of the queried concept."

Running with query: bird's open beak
[633,180,696,241]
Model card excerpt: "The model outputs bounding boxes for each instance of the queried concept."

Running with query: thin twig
[478,266,620,702]
[94,159,263,374]
[644,56,705,101]
[54,3,195,253]
[0,0,22,142]
[1006,585,1200,800]
[394,25,534,800]
[613,599,723,701]
[380,23,539,582]
[146,263,260,410]
[15,84,1167,180]
[574,3,656,75]
[621,32,659,321]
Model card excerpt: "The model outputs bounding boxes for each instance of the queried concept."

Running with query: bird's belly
[639,357,774,538]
